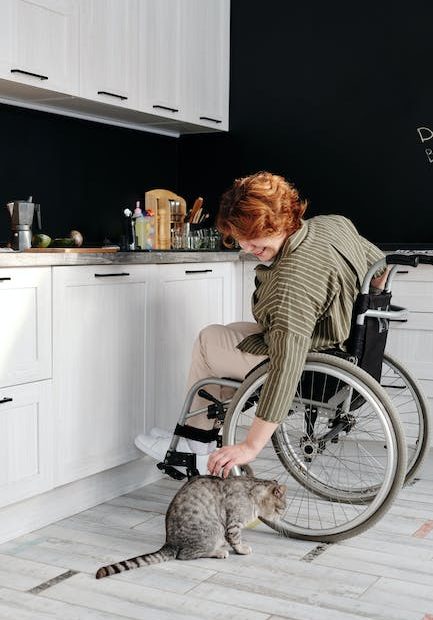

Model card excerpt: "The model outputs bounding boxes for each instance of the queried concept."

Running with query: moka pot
[6,197,41,250]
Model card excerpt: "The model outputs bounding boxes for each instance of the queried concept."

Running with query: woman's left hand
[207,443,259,478]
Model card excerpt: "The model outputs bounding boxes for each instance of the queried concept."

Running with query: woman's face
[238,232,288,261]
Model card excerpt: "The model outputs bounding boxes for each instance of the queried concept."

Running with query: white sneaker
[149,427,172,439]
[134,434,188,462]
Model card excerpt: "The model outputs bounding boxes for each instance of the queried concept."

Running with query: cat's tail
[95,543,178,579]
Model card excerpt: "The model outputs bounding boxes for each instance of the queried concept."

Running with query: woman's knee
[198,324,226,348]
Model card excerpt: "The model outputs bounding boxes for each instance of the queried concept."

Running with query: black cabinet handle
[97,91,128,101]
[396,270,409,274]
[153,104,179,113]
[185,269,213,274]
[0,277,12,281]
[0,398,13,405]
[11,68,48,80]
[199,116,222,124]
[94,272,130,278]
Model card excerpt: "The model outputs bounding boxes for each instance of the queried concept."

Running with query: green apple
[32,233,52,248]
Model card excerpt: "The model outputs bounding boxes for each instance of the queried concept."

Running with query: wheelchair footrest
[157,450,200,480]
[157,462,187,480]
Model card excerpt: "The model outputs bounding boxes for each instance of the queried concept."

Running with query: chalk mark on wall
[417,127,433,163]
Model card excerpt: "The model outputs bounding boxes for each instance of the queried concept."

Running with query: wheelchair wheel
[222,353,407,542]
[381,352,431,484]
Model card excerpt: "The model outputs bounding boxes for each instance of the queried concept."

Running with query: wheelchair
[157,252,432,542]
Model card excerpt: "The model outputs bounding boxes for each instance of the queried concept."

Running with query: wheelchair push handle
[361,251,433,294]
[386,254,420,267]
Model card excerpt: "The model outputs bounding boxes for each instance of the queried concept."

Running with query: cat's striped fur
[96,544,177,579]
[95,475,287,579]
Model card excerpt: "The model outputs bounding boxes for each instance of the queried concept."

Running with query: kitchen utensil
[189,197,203,224]
[145,189,186,249]
[5,196,41,250]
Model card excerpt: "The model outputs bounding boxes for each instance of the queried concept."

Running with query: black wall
[179,0,433,248]
[0,104,178,245]
[2,2,433,248]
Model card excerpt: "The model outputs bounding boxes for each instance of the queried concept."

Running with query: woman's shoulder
[307,214,357,234]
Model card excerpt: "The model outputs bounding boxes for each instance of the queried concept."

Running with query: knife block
[145,189,186,249]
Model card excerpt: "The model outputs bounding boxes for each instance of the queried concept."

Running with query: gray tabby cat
[96,475,287,579]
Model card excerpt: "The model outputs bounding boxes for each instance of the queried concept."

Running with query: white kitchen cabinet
[138,0,230,128]
[0,380,53,508]
[0,0,79,95]
[0,0,230,135]
[0,267,52,389]
[183,0,230,130]
[138,0,184,121]
[386,264,433,419]
[52,264,153,485]
[152,262,235,431]
[79,0,138,109]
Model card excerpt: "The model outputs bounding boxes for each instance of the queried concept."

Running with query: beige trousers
[186,322,267,430]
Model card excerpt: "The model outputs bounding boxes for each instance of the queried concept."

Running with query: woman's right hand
[207,442,259,478]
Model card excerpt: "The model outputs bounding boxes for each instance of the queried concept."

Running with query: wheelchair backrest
[346,291,392,382]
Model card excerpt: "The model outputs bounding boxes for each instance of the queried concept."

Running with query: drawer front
[0,267,52,388]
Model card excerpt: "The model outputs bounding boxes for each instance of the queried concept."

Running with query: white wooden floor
[1,454,433,620]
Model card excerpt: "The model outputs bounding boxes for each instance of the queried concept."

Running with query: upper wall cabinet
[185,0,230,131]
[138,0,230,130]
[0,0,79,95]
[138,0,184,121]
[79,0,138,109]
[0,0,230,135]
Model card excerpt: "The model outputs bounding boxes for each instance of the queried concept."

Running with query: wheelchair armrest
[363,305,408,322]
[388,304,409,322]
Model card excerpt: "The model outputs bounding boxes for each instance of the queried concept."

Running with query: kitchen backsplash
[0,103,178,246]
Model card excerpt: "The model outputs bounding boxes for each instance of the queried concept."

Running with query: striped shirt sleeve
[359,236,386,276]
[255,328,311,423]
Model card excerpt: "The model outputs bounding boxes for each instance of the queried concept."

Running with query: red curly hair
[217,171,308,247]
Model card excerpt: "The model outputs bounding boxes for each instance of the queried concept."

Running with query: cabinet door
[0,380,53,508]
[0,0,79,95]
[386,265,433,418]
[0,267,52,389]
[79,0,138,109]
[138,0,184,121]
[153,262,235,431]
[184,0,230,130]
[53,265,153,485]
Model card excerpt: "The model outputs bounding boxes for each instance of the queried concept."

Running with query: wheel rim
[381,354,426,479]
[226,360,400,538]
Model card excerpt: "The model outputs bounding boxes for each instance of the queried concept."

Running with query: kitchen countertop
[0,249,243,267]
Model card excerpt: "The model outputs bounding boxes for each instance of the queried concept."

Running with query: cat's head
[256,480,287,519]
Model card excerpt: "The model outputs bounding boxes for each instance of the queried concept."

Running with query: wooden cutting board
[24,247,119,253]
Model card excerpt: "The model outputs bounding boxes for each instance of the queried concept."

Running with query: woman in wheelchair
[136,171,430,541]
[198,171,388,477]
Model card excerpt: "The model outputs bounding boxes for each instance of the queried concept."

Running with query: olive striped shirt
[237,215,384,423]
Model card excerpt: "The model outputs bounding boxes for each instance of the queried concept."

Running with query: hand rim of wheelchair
[223,353,407,542]
[380,352,431,485]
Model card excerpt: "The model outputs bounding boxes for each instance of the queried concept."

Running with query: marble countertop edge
[0,249,244,267]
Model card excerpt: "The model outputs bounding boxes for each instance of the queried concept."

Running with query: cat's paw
[214,549,229,559]
[233,544,252,555]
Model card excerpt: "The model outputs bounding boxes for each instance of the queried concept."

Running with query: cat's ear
[273,484,287,499]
